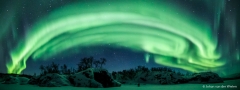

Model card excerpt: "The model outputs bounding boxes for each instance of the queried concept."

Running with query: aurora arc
[7,1,225,74]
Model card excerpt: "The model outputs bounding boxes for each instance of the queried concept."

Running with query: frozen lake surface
[0,79,239,90]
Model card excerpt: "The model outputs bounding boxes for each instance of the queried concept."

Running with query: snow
[18,77,30,85]
[188,72,223,83]
[0,79,239,90]
[2,76,29,85]
[29,73,70,87]
[68,68,120,87]
[69,70,103,87]
[116,71,223,85]
[117,70,187,84]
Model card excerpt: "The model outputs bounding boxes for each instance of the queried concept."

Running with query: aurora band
[7,1,225,74]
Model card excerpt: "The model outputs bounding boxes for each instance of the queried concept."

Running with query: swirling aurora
[1,0,239,77]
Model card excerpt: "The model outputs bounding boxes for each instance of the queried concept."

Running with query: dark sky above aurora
[0,0,240,77]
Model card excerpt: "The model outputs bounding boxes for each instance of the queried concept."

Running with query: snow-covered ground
[0,79,239,90]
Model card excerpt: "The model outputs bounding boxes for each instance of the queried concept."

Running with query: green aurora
[7,1,226,75]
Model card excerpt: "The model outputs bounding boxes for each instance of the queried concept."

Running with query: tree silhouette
[39,62,78,75]
[51,62,60,73]
[93,60,100,68]
[39,62,60,74]
[45,65,52,73]
[61,64,68,74]
[88,56,94,68]
[100,58,107,68]
[39,65,45,75]
[77,62,84,72]
[77,56,94,71]
[76,57,108,71]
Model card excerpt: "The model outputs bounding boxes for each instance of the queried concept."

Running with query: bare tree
[88,56,94,68]
[77,57,107,71]
[45,65,52,73]
[100,58,107,68]
[93,60,100,68]
[77,56,94,71]
[61,64,68,74]
[51,62,60,73]
[39,65,45,75]
[77,62,84,72]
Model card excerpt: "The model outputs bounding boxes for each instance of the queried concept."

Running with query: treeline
[39,56,107,75]
[112,66,187,80]
[39,57,188,78]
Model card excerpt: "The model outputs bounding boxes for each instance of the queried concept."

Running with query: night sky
[0,0,240,77]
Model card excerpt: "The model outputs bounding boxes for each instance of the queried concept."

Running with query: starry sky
[0,0,239,77]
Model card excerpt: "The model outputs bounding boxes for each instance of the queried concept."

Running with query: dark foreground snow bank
[135,71,187,84]
[69,68,103,88]
[69,68,121,88]
[9,68,121,88]
[1,79,240,90]
[2,76,29,85]
[115,71,223,85]
[28,73,70,87]
[188,72,223,83]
